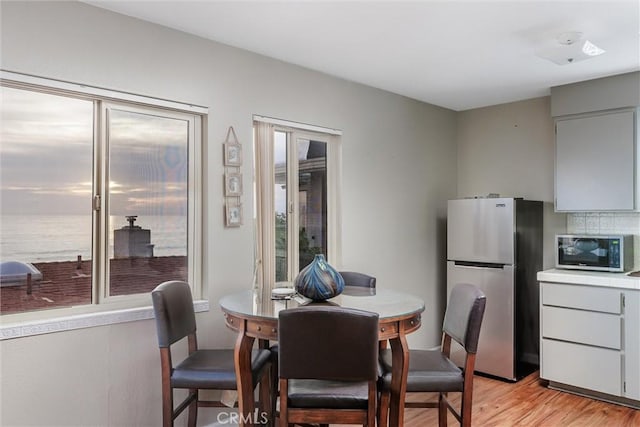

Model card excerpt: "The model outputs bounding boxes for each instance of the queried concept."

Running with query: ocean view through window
[0,77,203,316]
[1,215,186,263]
[105,106,189,298]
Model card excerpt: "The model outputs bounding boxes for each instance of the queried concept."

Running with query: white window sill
[0,300,209,340]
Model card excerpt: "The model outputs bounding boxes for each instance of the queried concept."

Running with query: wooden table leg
[234,320,256,427]
[388,330,409,427]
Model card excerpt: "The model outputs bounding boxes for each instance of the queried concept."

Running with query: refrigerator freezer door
[447,198,515,264]
[447,261,516,380]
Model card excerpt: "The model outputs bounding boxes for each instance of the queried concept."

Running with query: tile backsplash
[567,212,640,271]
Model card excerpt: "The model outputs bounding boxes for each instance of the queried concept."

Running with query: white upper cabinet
[551,72,640,212]
[555,109,637,211]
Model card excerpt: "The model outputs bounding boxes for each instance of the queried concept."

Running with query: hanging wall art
[223,126,242,227]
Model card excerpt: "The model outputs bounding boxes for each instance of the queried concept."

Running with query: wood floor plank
[336,370,640,426]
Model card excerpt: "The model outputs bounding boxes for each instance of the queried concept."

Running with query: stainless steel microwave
[556,235,634,272]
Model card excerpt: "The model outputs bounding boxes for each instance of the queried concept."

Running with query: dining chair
[278,306,379,426]
[151,280,272,427]
[377,283,486,427]
[339,271,376,289]
[269,270,377,418]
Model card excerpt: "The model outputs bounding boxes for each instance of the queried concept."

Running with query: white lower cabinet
[541,338,622,396]
[539,279,640,407]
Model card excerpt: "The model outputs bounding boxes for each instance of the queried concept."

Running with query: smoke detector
[557,31,583,45]
[536,31,606,65]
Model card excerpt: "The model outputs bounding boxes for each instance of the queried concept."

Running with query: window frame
[98,102,203,305]
[0,70,206,323]
[253,117,342,298]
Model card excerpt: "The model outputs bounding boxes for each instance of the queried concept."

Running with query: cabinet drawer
[542,306,621,349]
[542,282,622,314]
[541,338,622,396]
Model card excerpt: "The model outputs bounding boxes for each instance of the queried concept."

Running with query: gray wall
[456,97,554,201]
[455,96,566,268]
[0,2,457,425]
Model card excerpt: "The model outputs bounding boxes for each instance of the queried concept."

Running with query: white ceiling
[84,0,639,111]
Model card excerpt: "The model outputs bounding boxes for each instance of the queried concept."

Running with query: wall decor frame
[224,141,242,166]
[224,172,243,197]
[223,126,242,166]
[225,204,243,227]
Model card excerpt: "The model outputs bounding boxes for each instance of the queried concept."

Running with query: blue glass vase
[294,254,344,301]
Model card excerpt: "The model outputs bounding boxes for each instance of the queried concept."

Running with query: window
[0,75,203,316]
[253,118,341,296]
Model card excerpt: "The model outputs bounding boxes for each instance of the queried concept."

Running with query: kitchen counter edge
[537,269,640,290]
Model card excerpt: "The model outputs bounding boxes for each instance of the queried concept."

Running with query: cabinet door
[541,338,622,396]
[624,290,640,400]
[555,110,636,211]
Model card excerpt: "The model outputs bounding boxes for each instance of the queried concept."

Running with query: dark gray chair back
[339,271,376,289]
[278,306,379,381]
[151,280,197,348]
[443,283,486,354]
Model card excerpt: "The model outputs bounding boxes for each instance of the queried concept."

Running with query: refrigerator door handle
[453,261,506,269]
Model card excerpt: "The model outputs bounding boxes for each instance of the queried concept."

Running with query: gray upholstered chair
[278,306,379,426]
[151,281,272,427]
[378,283,486,427]
[339,271,376,289]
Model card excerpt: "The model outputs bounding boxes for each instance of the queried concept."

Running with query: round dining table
[219,286,425,427]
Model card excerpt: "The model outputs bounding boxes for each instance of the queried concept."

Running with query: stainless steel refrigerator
[447,197,542,381]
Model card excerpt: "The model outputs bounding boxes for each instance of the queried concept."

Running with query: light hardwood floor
[342,370,640,426]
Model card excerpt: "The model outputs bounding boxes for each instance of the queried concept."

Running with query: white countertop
[538,269,640,290]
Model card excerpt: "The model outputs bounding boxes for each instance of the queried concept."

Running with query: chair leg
[271,361,279,423]
[160,349,174,427]
[461,357,476,427]
[438,392,448,427]
[279,379,288,427]
[377,390,390,427]
[161,383,173,427]
[461,386,473,427]
[162,399,173,427]
[259,368,272,425]
[187,389,198,427]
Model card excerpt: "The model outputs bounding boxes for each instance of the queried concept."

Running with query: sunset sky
[0,86,188,216]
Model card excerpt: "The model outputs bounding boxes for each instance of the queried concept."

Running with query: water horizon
[0,214,187,263]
